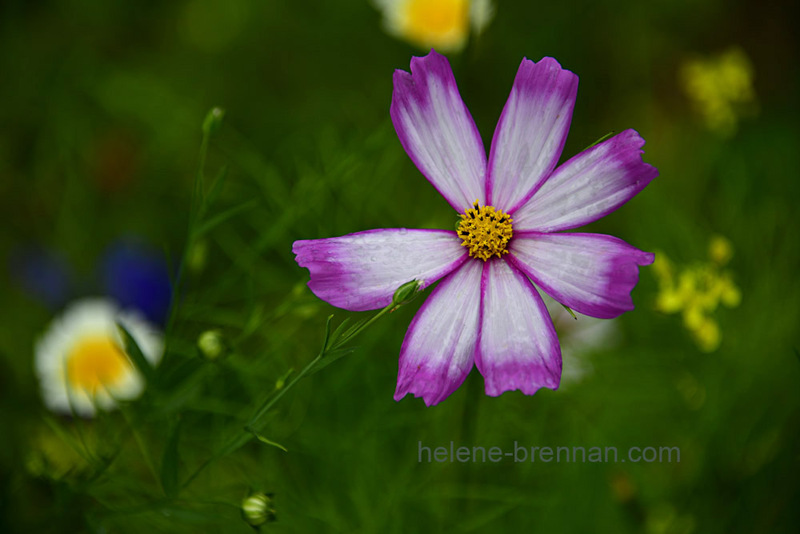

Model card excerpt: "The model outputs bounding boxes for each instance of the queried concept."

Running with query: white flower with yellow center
[35,298,163,417]
[374,0,494,53]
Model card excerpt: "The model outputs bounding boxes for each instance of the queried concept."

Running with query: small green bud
[187,239,208,273]
[202,107,225,136]
[197,329,225,360]
[242,492,276,527]
[275,369,292,390]
[391,279,424,309]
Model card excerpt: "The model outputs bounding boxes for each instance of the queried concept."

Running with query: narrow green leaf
[325,317,351,351]
[117,322,155,383]
[192,198,258,238]
[584,131,616,151]
[204,164,229,209]
[245,426,288,452]
[560,303,578,320]
[320,314,334,353]
[160,418,182,497]
[216,429,257,459]
[335,316,372,348]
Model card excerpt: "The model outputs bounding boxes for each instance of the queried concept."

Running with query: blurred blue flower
[8,246,73,310]
[99,239,172,326]
[10,239,173,326]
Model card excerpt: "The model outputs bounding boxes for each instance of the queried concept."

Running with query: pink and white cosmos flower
[293,50,657,406]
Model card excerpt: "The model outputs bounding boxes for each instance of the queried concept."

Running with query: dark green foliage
[0,1,798,533]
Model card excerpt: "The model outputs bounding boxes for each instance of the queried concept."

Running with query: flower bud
[197,329,225,360]
[202,107,225,136]
[242,492,276,527]
[391,279,424,309]
[187,239,208,274]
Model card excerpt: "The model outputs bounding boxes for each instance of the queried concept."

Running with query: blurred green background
[1,0,798,532]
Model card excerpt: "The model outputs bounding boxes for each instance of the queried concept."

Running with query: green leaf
[192,198,258,239]
[583,131,616,151]
[336,316,372,348]
[117,322,155,383]
[245,426,288,452]
[325,316,351,350]
[203,164,229,209]
[161,418,182,497]
[320,314,335,351]
[560,303,578,320]
[325,315,371,351]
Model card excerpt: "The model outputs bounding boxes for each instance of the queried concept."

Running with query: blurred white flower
[374,0,494,53]
[35,298,163,417]
[543,294,620,386]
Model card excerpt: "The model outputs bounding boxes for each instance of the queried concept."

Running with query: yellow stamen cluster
[457,200,513,261]
[652,235,741,352]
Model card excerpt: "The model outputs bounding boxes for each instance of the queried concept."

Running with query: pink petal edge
[394,259,482,406]
[476,258,562,396]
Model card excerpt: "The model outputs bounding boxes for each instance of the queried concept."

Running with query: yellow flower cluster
[680,47,757,135]
[652,236,741,352]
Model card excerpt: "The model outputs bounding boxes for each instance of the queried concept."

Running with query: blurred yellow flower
[652,236,740,352]
[708,235,733,265]
[680,47,757,135]
[374,0,494,52]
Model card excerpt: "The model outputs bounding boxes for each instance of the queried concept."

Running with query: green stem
[247,301,394,428]
[247,352,323,428]
[336,304,393,348]
[181,301,396,490]
[166,113,213,336]
[119,408,159,487]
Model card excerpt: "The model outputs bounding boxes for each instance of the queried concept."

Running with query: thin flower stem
[166,110,215,336]
[335,304,393,348]
[119,408,160,487]
[181,301,396,490]
[247,352,323,428]
[248,301,394,427]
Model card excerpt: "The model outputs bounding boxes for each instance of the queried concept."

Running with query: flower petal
[486,57,578,211]
[512,129,658,232]
[391,50,486,211]
[293,229,467,312]
[508,232,655,319]
[394,259,482,406]
[476,259,561,396]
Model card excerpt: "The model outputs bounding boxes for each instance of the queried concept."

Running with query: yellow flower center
[403,0,468,47]
[457,200,513,261]
[66,336,132,394]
